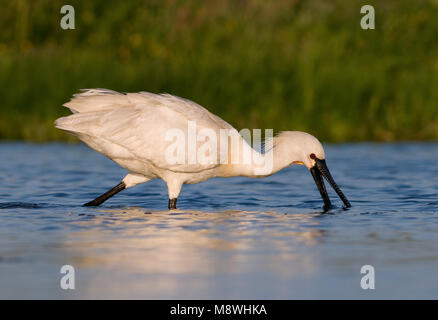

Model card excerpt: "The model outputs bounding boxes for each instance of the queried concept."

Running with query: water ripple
[1,142,438,299]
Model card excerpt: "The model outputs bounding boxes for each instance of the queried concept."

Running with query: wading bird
[55,89,351,210]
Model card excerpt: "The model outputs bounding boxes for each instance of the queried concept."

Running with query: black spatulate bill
[310,158,351,210]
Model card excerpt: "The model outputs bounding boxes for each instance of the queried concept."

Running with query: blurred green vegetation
[0,0,438,142]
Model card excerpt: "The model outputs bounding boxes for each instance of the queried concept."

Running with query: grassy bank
[1,0,438,142]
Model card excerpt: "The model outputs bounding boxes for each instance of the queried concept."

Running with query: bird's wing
[63,89,128,113]
[127,91,235,130]
[63,89,234,130]
[57,89,240,173]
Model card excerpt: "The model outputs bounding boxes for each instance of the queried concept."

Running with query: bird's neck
[218,136,296,178]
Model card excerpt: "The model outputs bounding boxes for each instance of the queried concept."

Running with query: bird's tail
[55,88,128,135]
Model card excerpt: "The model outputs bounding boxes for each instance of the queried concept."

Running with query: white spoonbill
[55,89,351,210]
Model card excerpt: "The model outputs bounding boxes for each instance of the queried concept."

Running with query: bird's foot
[168,198,177,209]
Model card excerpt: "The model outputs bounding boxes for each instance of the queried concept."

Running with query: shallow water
[1,142,438,299]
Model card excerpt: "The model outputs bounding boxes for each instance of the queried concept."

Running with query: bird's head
[274,131,351,211]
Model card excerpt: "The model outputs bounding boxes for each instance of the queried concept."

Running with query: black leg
[168,198,177,209]
[84,181,126,207]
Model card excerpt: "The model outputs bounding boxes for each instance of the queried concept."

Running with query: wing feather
[56,89,239,173]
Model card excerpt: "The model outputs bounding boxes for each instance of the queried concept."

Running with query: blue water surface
[0,142,438,299]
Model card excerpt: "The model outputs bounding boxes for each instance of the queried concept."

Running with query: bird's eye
[310,153,316,159]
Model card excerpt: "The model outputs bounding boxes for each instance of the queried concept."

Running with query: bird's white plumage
[56,89,238,175]
[55,89,326,203]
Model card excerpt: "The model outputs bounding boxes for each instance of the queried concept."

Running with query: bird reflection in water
[60,208,327,298]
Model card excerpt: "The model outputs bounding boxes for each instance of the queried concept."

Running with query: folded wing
[55,89,239,173]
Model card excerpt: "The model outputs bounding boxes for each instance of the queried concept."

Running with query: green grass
[1,0,438,142]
